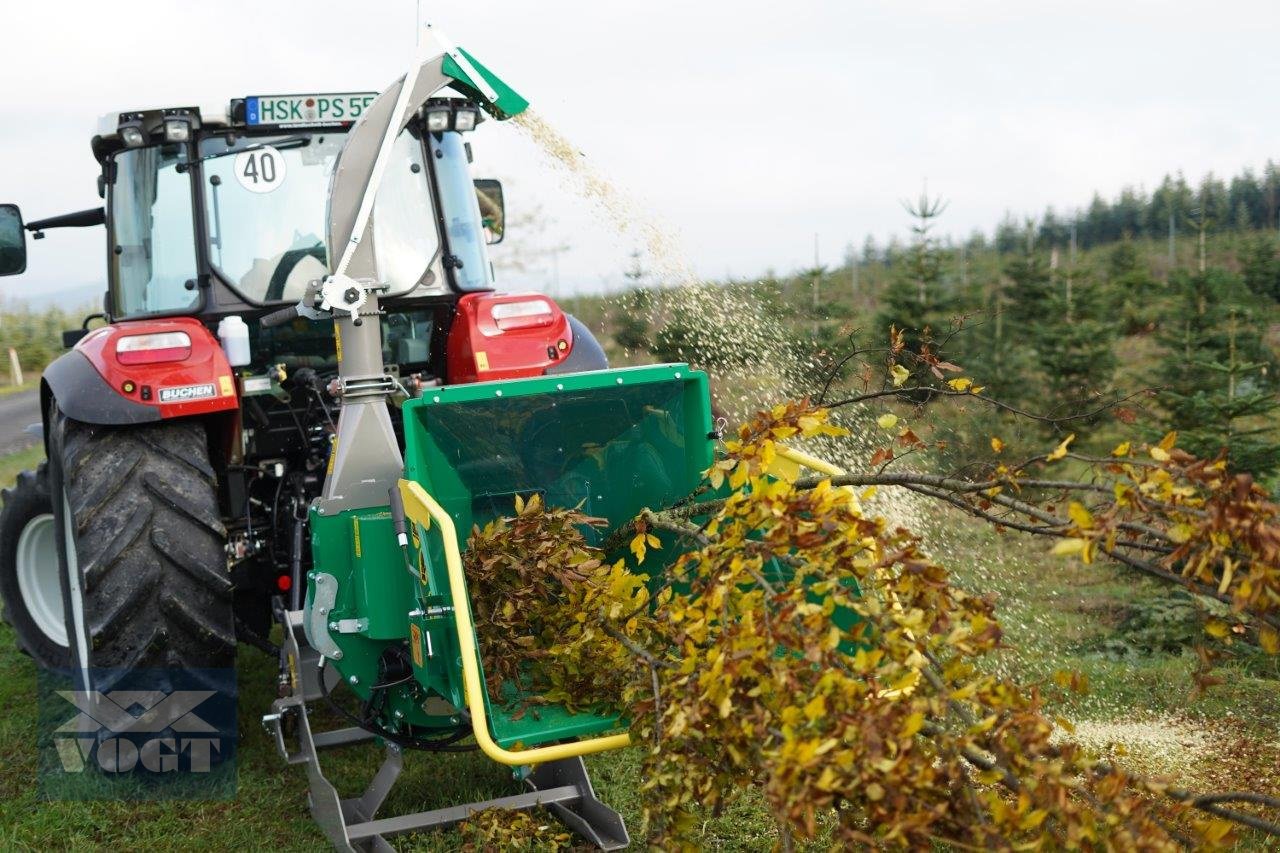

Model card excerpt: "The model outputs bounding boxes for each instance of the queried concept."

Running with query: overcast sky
[3,0,1279,300]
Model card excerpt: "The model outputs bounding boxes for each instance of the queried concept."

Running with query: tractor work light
[116,331,192,365]
[425,106,452,132]
[163,118,190,142]
[119,125,145,148]
[453,107,478,132]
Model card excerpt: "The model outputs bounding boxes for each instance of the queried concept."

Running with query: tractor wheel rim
[15,512,69,648]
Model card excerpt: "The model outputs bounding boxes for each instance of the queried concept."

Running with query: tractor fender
[546,315,608,375]
[41,317,238,433]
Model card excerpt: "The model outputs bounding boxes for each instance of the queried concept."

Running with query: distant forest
[854,162,1280,262]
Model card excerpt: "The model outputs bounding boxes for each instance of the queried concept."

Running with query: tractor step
[265,609,629,851]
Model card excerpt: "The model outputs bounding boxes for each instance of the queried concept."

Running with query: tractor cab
[90,94,499,320]
[80,93,507,380]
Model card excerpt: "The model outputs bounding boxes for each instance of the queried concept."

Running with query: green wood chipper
[255,29,723,851]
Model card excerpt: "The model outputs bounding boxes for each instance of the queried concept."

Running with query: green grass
[0,445,43,490]
[0,443,1274,849]
[0,380,37,398]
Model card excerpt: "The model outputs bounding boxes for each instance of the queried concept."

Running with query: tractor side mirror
[474,179,504,245]
[0,204,27,276]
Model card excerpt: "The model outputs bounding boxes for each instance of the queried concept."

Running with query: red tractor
[0,60,604,693]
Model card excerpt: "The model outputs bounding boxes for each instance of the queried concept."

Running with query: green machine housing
[303,364,714,747]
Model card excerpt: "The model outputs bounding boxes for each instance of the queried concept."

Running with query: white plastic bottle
[217,316,252,367]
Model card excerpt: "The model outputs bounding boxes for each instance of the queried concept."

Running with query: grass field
[0,452,1276,850]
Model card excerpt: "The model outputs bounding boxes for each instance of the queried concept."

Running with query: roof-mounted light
[163,118,190,142]
[422,99,484,134]
[453,107,478,132]
[425,105,452,133]
[118,114,146,148]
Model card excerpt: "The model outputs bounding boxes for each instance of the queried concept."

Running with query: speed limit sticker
[234,146,286,193]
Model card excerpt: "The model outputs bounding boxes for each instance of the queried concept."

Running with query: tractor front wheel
[0,462,71,668]
[48,404,236,690]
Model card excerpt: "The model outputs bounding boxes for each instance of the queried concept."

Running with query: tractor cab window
[200,129,439,304]
[110,145,200,317]
[430,131,494,291]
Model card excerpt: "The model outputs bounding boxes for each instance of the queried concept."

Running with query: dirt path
[0,390,39,455]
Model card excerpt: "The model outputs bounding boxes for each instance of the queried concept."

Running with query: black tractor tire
[48,403,235,690]
[0,462,72,668]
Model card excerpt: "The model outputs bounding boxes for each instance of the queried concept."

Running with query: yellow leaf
[718,695,732,718]
[1168,523,1194,544]
[803,695,826,721]
[646,533,661,549]
[1259,626,1279,655]
[1067,501,1094,530]
[890,363,909,387]
[865,782,885,801]
[990,436,1004,454]
[1111,441,1131,457]
[1047,433,1075,461]
[947,377,972,392]
[1150,445,1171,462]
[900,711,925,738]
[1205,618,1230,639]
[877,413,899,430]
[1020,809,1049,830]
[629,533,647,563]
[1158,430,1178,451]
[1052,538,1087,556]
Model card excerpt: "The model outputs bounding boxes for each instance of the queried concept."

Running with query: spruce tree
[1155,269,1280,477]
[876,192,959,362]
[1034,267,1118,413]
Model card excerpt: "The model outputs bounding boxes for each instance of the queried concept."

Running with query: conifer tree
[1155,269,1280,477]
[876,192,959,366]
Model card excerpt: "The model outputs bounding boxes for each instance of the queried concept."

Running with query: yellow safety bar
[771,446,860,510]
[397,479,633,766]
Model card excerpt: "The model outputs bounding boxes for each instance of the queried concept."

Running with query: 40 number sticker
[233,146,286,194]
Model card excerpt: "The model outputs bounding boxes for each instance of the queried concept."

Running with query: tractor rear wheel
[0,462,72,668]
[48,404,235,690]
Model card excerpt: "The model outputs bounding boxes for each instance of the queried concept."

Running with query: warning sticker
[409,623,424,668]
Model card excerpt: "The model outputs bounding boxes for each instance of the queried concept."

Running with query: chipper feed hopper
[258,28,715,850]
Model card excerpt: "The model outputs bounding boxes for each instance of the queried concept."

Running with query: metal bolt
[319,607,328,615]
[495,390,503,397]
[318,507,325,515]
[348,675,359,685]
[451,716,459,724]
[556,383,564,391]
[329,622,338,630]
[394,709,404,719]
[332,650,343,660]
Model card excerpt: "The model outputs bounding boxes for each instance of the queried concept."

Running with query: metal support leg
[529,756,630,851]
[264,609,631,851]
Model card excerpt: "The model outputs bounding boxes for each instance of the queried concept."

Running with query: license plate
[245,93,378,127]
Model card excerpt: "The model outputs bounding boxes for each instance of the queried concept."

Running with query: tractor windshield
[198,129,440,303]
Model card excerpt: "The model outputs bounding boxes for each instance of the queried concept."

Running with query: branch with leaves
[462,399,1279,848]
